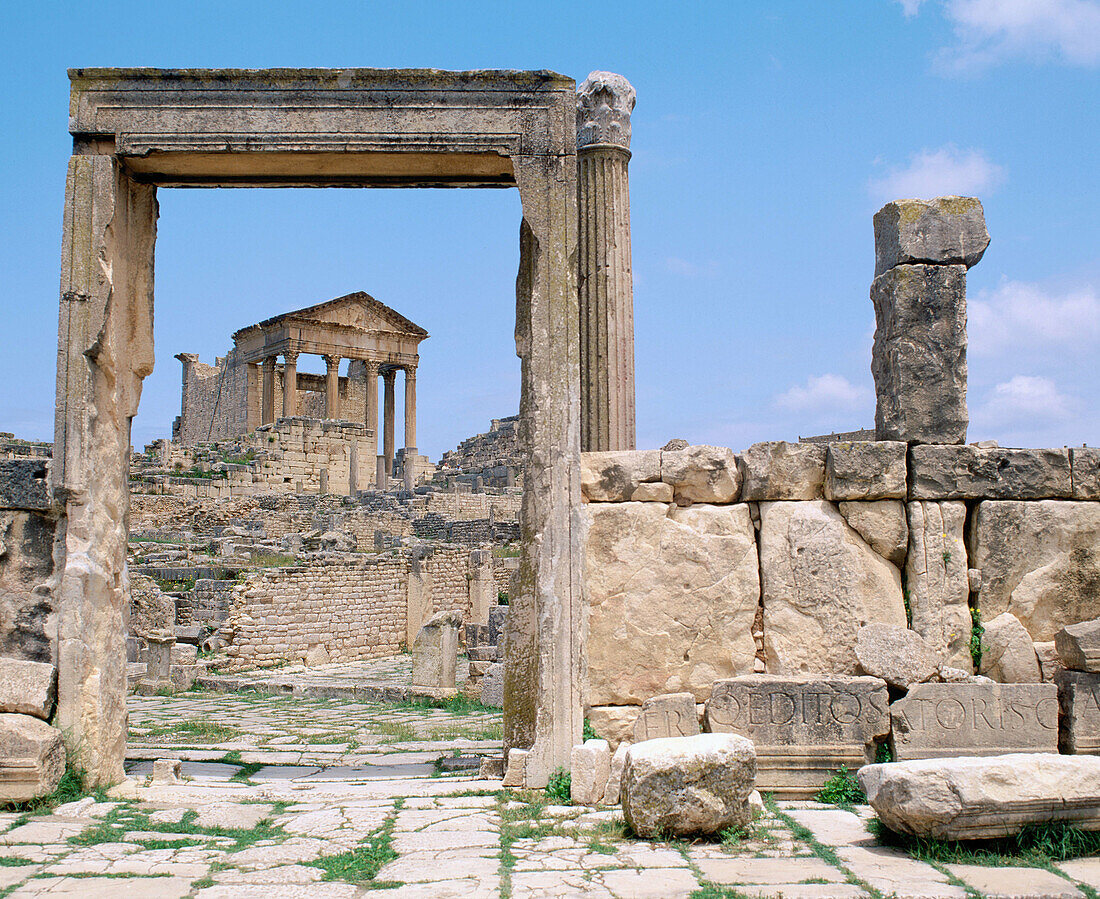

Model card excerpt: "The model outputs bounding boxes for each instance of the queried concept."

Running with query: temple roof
[233,291,428,342]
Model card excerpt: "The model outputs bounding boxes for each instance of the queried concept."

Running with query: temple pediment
[233,291,428,341]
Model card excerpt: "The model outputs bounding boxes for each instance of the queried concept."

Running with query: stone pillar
[871,197,989,445]
[174,353,199,443]
[260,357,276,425]
[577,71,637,452]
[323,354,341,420]
[281,352,299,418]
[403,367,417,491]
[364,361,379,481]
[383,368,396,475]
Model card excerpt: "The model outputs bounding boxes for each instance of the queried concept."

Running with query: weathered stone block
[825,441,907,501]
[839,500,908,566]
[585,502,758,704]
[889,683,1058,760]
[501,748,527,788]
[630,482,673,502]
[705,675,889,798]
[0,713,65,801]
[570,739,611,806]
[739,442,825,501]
[1056,618,1100,673]
[602,741,630,805]
[855,624,939,689]
[860,753,1100,841]
[1056,670,1100,755]
[480,662,504,709]
[660,445,740,504]
[871,264,968,445]
[632,692,700,742]
[1034,641,1065,683]
[587,705,639,750]
[0,461,51,512]
[760,501,906,675]
[980,612,1041,684]
[910,445,1072,500]
[621,733,756,838]
[968,501,1100,641]
[153,758,182,783]
[873,196,989,278]
[580,450,660,502]
[411,609,462,689]
[0,511,55,664]
[906,501,971,671]
[1071,447,1100,500]
[0,659,56,720]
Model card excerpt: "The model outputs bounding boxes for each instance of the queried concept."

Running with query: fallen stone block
[570,739,611,806]
[621,733,756,838]
[739,442,825,501]
[855,623,940,689]
[873,196,989,278]
[1034,641,1064,683]
[602,741,630,805]
[825,441,907,501]
[581,450,661,502]
[910,445,1072,500]
[502,748,527,788]
[0,659,56,720]
[478,756,504,780]
[660,445,740,504]
[1056,618,1100,673]
[632,692,700,742]
[890,682,1058,760]
[859,753,1100,840]
[480,662,503,708]
[587,706,640,750]
[153,758,182,783]
[1055,670,1100,755]
[705,675,889,798]
[0,713,65,801]
[412,609,462,689]
[979,612,1041,684]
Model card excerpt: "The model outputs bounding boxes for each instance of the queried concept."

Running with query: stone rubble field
[0,689,1094,898]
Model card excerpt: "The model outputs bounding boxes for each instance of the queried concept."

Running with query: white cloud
[969,278,1100,354]
[664,256,718,278]
[937,0,1100,70]
[974,375,1074,429]
[868,146,1005,203]
[775,374,872,412]
[898,0,927,16]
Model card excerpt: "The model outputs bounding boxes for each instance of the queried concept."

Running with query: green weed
[308,817,399,884]
[816,767,865,808]
[545,767,571,803]
[970,605,984,670]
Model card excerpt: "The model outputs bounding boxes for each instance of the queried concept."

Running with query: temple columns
[383,368,396,475]
[577,71,637,451]
[261,356,276,425]
[281,352,298,417]
[323,354,341,419]
[364,361,379,483]
[403,367,417,491]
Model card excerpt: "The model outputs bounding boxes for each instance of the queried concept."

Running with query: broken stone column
[577,71,637,452]
[411,609,462,690]
[871,197,989,444]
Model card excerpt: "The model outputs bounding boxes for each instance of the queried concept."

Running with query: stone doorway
[53,69,584,788]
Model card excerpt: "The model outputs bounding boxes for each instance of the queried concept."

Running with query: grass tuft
[544,767,571,804]
[816,766,865,808]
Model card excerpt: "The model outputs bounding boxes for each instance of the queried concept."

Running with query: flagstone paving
[0,690,1094,897]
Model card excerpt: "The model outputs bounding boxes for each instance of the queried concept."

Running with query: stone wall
[435,415,522,488]
[581,443,1100,737]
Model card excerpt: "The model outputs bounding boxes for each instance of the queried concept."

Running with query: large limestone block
[873,196,990,278]
[855,624,939,689]
[585,502,759,704]
[839,500,908,565]
[0,713,65,801]
[602,741,630,805]
[621,733,756,838]
[1055,670,1100,755]
[1071,447,1100,500]
[480,662,504,708]
[0,461,51,512]
[968,501,1100,641]
[659,445,740,504]
[910,445,1072,500]
[1056,618,1100,672]
[760,501,906,675]
[411,609,462,689]
[906,502,972,671]
[980,612,1042,683]
[632,692,700,742]
[705,675,889,798]
[825,442,907,501]
[859,753,1100,841]
[570,739,611,806]
[0,659,56,720]
[871,264,968,445]
[587,706,639,750]
[890,683,1058,760]
[581,450,660,502]
[739,442,825,501]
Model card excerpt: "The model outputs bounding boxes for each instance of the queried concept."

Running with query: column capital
[577,71,635,152]
[382,367,397,382]
[404,366,417,381]
[322,353,341,368]
[282,351,299,365]
[364,358,380,373]
[260,355,277,368]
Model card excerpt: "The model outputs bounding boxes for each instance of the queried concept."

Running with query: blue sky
[2,1,1098,459]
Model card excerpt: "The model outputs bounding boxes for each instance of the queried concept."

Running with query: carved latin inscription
[632,692,700,742]
[891,683,1058,760]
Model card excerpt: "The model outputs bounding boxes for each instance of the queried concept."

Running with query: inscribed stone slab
[705,675,889,798]
[890,683,1058,760]
[1056,670,1100,755]
[632,692,700,742]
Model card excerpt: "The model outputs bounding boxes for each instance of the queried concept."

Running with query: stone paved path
[0,690,1095,897]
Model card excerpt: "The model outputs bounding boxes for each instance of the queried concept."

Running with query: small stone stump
[412,610,463,690]
[137,631,176,694]
[0,713,65,801]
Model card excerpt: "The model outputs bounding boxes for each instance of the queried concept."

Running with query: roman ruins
[0,67,1098,896]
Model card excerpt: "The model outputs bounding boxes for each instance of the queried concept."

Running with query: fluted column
[364,361,379,483]
[383,368,396,475]
[403,367,418,491]
[281,352,299,417]
[260,356,276,425]
[323,354,341,419]
[577,71,637,451]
